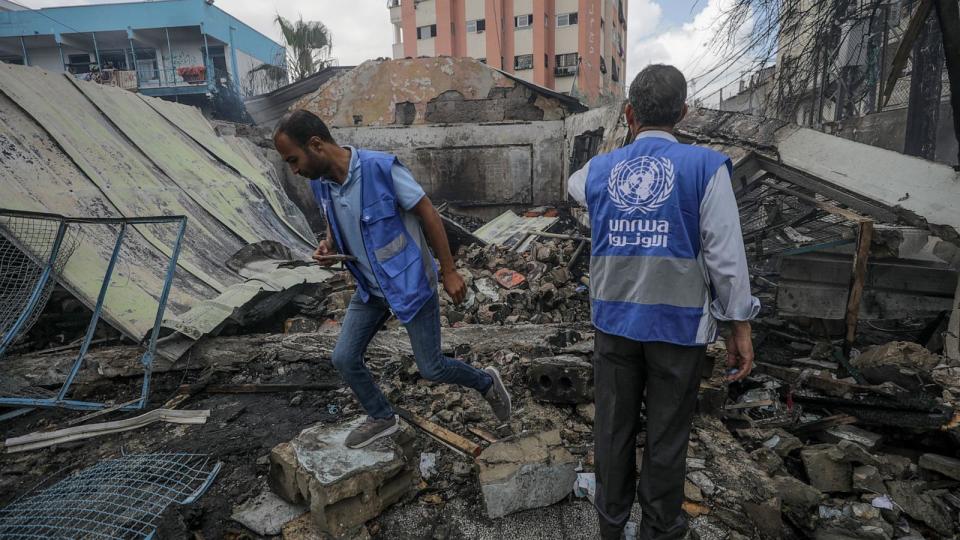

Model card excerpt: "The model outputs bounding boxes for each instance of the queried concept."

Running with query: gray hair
[628,64,687,127]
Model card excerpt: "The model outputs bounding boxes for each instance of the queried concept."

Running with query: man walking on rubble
[273,109,511,449]
[567,65,759,539]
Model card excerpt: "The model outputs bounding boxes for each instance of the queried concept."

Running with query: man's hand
[725,321,754,382]
[312,238,336,267]
[442,269,467,305]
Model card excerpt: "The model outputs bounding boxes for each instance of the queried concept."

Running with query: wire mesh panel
[0,453,221,539]
[0,209,187,411]
[739,179,854,262]
[0,214,81,353]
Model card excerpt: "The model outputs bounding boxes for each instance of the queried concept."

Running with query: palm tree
[276,15,334,82]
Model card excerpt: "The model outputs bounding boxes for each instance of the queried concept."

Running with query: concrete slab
[231,489,308,536]
[269,417,416,538]
[477,430,577,519]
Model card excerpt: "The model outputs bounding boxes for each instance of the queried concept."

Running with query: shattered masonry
[0,55,959,540]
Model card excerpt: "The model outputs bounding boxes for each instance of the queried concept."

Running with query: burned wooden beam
[396,407,483,458]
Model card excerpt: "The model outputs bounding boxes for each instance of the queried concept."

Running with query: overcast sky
[23,0,750,104]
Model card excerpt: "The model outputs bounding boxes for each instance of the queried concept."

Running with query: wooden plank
[396,407,482,458]
[467,426,499,444]
[527,231,592,242]
[58,398,143,429]
[844,221,874,355]
[4,409,209,453]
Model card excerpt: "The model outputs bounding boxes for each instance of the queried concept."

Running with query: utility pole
[904,8,943,160]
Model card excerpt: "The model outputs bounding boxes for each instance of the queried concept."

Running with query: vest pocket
[362,196,419,278]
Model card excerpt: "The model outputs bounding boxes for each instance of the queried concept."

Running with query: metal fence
[0,453,221,539]
[0,210,187,411]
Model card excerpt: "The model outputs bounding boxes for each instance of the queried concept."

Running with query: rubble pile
[709,337,960,539]
[439,240,591,327]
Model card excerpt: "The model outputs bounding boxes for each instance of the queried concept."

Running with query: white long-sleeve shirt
[568,130,760,322]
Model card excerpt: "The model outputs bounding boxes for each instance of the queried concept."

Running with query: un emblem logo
[607,156,676,214]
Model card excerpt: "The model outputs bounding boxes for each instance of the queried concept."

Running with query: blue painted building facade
[0,0,286,99]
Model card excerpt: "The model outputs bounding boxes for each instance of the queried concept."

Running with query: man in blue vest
[274,110,512,449]
[568,65,759,539]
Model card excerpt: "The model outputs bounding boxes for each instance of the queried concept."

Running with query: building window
[466,19,486,33]
[478,58,486,64]
[514,54,533,70]
[515,14,533,28]
[557,12,578,27]
[555,53,578,76]
[417,24,437,39]
[67,53,91,74]
[599,56,607,74]
[611,58,620,82]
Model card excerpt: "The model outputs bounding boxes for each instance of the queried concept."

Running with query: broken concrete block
[284,317,323,334]
[801,445,852,492]
[830,440,880,467]
[770,475,824,510]
[282,513,370,540]
[686,471,716,496]
[477,430,577,519]
[576,403,595,425]
[737,427,803,457]
[232,489,308,536]
[523,355,593,404]
[750,446,784,475]
[852,465,886,494]
[742,498,783,538]
[269,418,416,538]
[851,341,942,391]
[918,453,960,480]
[818,425,883,450]
[886,480,956,537]
[493,268,525,289]
[683,479,704,502]
[876,452,912,479]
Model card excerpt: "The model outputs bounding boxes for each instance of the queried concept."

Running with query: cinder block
[524,355,593,404]
[269,418,416,538]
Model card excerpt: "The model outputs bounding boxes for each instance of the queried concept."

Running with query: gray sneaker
[483,367,512,423]
[345,415,400,449]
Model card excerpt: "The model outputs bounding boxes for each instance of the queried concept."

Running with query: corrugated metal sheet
[0,63,324,356]
[243,66,354,127]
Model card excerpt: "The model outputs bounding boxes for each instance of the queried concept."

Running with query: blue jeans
[331,291,493,419]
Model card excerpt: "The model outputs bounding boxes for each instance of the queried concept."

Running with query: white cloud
[626,0,757,106]
[628,0,664,40]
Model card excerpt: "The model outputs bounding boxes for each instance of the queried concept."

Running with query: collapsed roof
[0,63,328,359]
[292,57,587,128]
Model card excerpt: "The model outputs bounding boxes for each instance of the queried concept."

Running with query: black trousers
[593,330,706,540]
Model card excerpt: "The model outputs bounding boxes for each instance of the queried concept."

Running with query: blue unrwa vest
[585,135,732,346]
[311,149,436,323]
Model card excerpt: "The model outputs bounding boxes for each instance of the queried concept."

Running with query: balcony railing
[555,66,578,77]
[72,68,138,90]
[73,65,235,95]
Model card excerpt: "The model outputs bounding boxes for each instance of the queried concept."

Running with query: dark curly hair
[628,64,687,127]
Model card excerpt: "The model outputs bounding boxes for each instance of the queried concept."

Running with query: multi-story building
[388,0,627,106]
[0,0,286,105]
